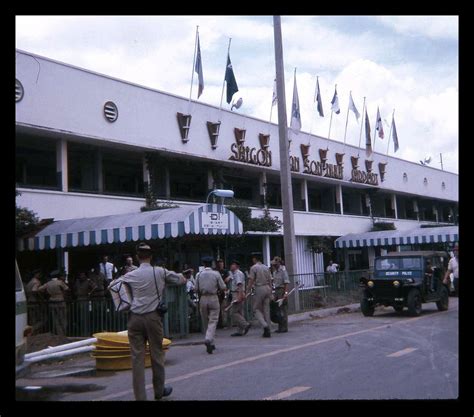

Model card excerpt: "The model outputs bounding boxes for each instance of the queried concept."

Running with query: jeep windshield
[375,257,422,271]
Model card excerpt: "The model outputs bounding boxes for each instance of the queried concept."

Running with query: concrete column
[259,171,267,207]
[392,194,398,219]
[56,139,68,192]
[165,166,170,199]
[207,169,215,191]
[337,184,343,215]
[433,205,439,223]
[343,249,350,272]
[262,235,271,267]
[97,148,103,193]
[368,247,376,269]
[302,179,309,212]
[142,155,151,186]
[64,251,69,283]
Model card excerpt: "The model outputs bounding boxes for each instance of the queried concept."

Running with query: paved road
[17,298,458,401]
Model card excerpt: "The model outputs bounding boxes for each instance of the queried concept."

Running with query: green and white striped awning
[334,226,458,249]
[18,204,243,251]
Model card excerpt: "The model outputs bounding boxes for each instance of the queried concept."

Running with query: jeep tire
[407,289,422,316]
[436,286,449,311]
[361,297,375,317]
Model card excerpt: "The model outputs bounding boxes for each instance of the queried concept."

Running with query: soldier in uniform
[215,259,232,329]
[247,252,273,338]
[25,269,44,334]
[38,270,69,336]
[229,260,251,337]
[195,256,227,353]
[111,242,187,401]
[271,256,290,333]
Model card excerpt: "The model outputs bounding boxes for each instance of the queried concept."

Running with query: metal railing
[26,285,190,339]
[286,270,373,313]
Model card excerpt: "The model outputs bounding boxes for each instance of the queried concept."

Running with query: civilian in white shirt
[99,255,117,284]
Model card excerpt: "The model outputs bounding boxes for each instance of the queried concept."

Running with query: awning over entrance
[18,204,243,251]
[334,226,459,249]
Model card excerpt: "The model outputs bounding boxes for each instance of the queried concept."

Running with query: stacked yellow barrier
[92,332,171,370]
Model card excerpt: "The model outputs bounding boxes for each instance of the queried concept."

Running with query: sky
[15,15,459,174]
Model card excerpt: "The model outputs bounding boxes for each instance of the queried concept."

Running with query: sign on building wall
[201,212,229,230]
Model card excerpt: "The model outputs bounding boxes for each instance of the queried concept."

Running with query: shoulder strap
[152,266,161,303]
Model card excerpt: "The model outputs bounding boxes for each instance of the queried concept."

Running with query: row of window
[15,135,457,221]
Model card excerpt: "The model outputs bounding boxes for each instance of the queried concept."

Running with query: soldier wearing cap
[38,270,69,336]
[229,260,251,337]
[271,256,290,333]
[25,269,44,334]
[111,242,187,401]
[195,256,227,353]
[247,252,272,338]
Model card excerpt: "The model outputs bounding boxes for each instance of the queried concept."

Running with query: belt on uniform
[200,293,217,296]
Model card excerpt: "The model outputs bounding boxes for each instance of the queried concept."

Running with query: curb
[288,303,361,323]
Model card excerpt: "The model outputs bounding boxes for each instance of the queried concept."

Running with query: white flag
[290,73,302,133]
[348,92,360,121]
[272,78,277,107]
[375,107,384,139]
[392,116,399,152]
[331,87,340,114]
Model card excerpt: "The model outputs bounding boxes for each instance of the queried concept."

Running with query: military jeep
[360,251,450,317]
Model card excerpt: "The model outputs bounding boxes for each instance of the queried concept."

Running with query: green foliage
[16,190,40,237]
[226,200,282,233]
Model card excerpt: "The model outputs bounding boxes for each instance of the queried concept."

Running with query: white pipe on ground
[24,345,96,363]
[24,337,98,360]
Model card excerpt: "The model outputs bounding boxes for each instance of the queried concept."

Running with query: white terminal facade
[15,50,459,276]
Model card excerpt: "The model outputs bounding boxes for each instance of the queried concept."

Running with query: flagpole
[267,97,274,134]
[219,38,232,113]
[328,84,336,139]
[188,26,199,114]
[357,97,366,157]
[386,109,395,157]
[372,106,377,154]
[343,90,351,147]
[309,75,318,136]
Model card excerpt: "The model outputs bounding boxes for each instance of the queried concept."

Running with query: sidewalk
[17,302,362,377]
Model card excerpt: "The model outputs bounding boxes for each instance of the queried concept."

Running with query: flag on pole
[365,111,372,157]
[331,87,340,114]
[195,34,204,98]
[290,73,302,133]
[225,54,239,104]
[272,78,277,107]
[392,116,399,152]
[375,107,384,139]
[315,77,324,117]
[348,92,360,121]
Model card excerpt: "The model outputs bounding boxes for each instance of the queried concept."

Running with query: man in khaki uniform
[271,256,290,333]
[38,270,69,336]
[112,242,187,401]
[229,260,251,337]
[25,269,44,334]
[195,257,227,353]
[247,253,272,338]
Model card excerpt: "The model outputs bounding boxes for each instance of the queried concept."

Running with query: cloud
[375,16,458,40]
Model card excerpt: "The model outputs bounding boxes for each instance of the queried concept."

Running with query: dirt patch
[26,333,73,354]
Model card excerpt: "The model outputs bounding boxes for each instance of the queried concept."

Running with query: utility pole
[273,16,299,310]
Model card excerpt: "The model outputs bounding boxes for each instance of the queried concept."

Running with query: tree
[16,190,40,237]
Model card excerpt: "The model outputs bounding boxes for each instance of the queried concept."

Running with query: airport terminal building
[15,50,459,281]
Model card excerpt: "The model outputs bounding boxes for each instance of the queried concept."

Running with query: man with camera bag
[113,242,186,401]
